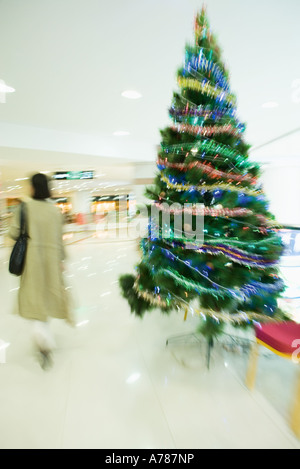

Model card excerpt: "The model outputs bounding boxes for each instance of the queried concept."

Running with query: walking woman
[9,173,73,369]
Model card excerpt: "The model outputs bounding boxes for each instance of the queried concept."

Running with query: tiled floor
[0,236,300,449]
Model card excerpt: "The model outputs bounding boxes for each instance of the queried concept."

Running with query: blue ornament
[238,193,252,206]
[213,189,223,200]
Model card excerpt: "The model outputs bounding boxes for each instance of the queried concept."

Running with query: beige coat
[9,198,71,322]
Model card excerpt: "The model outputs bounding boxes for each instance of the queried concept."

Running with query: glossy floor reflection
[0,238,300,449]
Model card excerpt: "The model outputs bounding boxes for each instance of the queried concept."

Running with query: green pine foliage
[119,7,287,340]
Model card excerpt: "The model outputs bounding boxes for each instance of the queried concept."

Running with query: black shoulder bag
[9,203,29,276]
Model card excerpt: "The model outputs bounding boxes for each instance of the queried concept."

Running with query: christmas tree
[119,7,286,340]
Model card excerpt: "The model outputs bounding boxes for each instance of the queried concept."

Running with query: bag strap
[20,202,28,237]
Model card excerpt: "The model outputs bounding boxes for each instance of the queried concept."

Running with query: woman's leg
[33,320,55,369]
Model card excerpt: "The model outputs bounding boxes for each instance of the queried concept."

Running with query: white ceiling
[0,0,300,186]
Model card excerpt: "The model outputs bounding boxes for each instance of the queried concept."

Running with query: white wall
[132,161,156,206]
[260,163,300,226]
[72,190,91,214]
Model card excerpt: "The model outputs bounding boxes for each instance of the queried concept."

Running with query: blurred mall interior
[0,0,300,449]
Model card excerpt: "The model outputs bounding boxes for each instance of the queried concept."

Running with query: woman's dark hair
[31,173,51,200]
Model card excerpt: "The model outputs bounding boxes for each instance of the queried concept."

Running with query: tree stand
[206,337,214,370]
[166,332,214,369]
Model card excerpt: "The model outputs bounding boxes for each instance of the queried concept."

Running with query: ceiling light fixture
[0,80,15,93]
[121,90,142,99]
[262,101,279,108]
[113,131,130,136]
[0,79,15,103]
[126,372,141,384]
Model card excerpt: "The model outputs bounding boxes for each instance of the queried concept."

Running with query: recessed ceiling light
[0,80,15,93]
[121,90,142,99]
[262,101,279,108]
[113,131,130,136]
[126,372,141,384]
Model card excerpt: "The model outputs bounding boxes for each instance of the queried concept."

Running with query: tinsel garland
[162,139,247,165]
[160,174,261,196]
[143,242,283,295]
[160,267,284,299]
[195,243,278,268]
[160,153,251,174]
[142,238,284,296]
[153,201,272,227]
[241,279,285,296]
[157,158,257,184]
[148,219,280,249]
[182,64,230,98]
[171,122,243,137]
[193,235,279,247]
[161,267,246,300]
[173,90,236,112]
[169,93,237,120]
[154,201,253,217]
[156,241,278,269]
[177,76,236,106]
[184,48,230,91]
[132,280,280,325]
[133,278,168,308]
[169,105,231,120]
